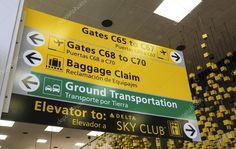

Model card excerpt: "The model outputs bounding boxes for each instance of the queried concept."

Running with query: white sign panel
[0,0,24,117]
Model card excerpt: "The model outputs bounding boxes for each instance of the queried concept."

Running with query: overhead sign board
[6,8,200,140]
[20,8,192,101]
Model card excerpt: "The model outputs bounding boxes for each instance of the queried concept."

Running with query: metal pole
[49,132,53,149]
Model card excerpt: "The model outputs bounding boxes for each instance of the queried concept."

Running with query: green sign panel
[28,72,195,120]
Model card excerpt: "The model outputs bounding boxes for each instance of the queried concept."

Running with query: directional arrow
[29,33,44,45]
[184,123,198,139]
[185,125,195,136]
[171,52,180,62]
[23,50,43,66]
[22,76,38,89]
[26,31,45,46]
[170,51,182,64]
[19,74,40,92]
[26,52,41,64]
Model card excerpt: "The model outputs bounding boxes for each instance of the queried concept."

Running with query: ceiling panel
[107,1,152,37]
[0,122,91,149]
[72,0,123,21]
[129,0,161,11]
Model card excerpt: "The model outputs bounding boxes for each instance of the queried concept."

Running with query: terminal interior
[0,0,236,149]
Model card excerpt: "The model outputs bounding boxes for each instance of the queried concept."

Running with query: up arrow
[29,33,44,45]
[185,125,195,136]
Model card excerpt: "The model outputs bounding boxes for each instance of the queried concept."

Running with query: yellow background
[24,8,192,101]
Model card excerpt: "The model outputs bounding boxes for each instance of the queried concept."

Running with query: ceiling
[0,122,94,149]
[23,0,236,73]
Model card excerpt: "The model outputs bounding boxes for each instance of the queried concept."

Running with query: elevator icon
[168,121,182,137]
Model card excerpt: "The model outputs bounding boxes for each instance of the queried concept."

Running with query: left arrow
[26,31,45,46]
[26,52,41,64]
[22,76,38,89]
[19,74,40,92]
[23,50,43,66]
[29,34,44,45]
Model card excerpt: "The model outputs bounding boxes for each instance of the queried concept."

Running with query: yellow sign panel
[24,8,192,101]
